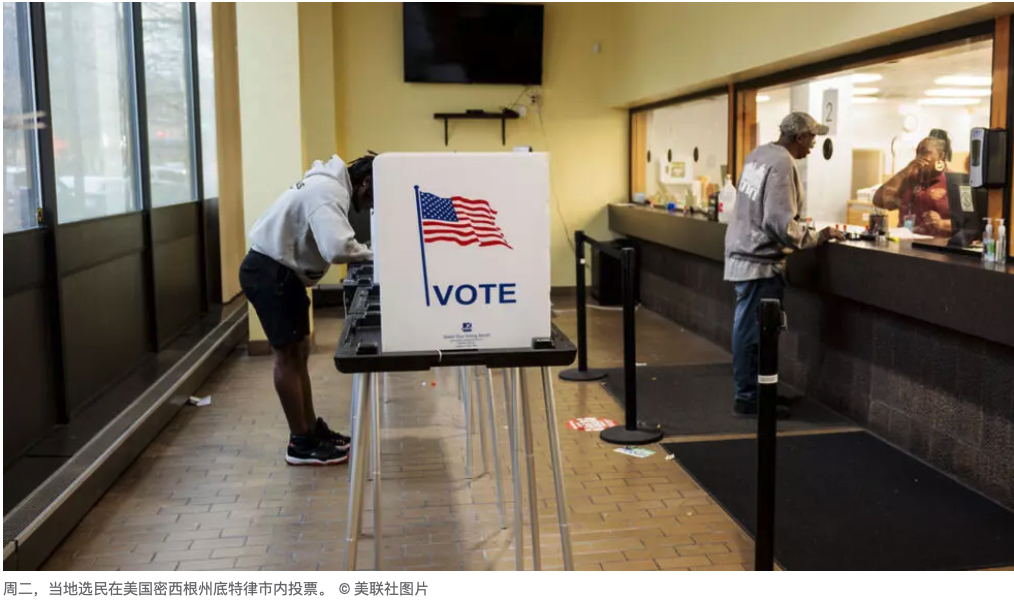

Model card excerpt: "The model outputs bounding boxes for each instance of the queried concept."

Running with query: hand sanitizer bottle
[718,176,736,223]
[982,218,994,266]
[996,219,1007,268]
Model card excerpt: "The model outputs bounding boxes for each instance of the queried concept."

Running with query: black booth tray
[334,316,576,374]
[347,285,380,316]
[342,263,376,308]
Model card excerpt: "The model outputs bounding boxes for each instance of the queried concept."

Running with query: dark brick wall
[638,240,736,350]
[635,239,1014,508]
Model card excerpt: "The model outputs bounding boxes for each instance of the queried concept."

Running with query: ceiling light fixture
[756,94,771,103]
[934,75,991,87]
[852,87,880,96]
[925,88,991,97]
[851,73,882,83]
[918,97,981,106]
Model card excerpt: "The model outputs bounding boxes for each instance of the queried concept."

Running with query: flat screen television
[403,2,544,85]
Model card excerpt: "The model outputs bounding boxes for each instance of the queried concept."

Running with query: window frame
[186,2,205,205]
[628,86,729,202]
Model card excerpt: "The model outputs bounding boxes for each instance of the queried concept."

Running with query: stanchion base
[600,425,663,445]
[559,368,608,382]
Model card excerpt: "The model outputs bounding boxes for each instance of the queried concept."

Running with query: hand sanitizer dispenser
[969,128,1007,189]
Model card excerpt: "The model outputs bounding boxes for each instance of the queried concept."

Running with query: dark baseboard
[551,286,576,299]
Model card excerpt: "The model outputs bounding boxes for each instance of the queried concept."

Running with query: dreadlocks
[347,152,377,188]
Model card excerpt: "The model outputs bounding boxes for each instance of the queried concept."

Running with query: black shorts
[239,251,310,348]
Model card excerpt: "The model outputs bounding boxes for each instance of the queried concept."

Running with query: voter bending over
[240,154,375,466]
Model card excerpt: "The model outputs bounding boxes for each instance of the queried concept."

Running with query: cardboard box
[847,200,898,228]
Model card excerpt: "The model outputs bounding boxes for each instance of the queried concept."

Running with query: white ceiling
[760,38,993,104]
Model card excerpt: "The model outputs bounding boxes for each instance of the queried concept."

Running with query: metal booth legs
[343,367,573,571]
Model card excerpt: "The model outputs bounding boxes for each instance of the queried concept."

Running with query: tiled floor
[41,302,785,571]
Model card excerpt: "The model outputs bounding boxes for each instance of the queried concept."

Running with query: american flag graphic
[417,190,512,249]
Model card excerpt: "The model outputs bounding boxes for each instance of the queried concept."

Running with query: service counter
[609,203,1014,508]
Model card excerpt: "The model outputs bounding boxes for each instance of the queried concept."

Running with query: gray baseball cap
[779,111,829,136]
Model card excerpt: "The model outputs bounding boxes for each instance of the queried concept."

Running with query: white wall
[756,96,790,148]
[851,101,991,172]
[644,95,729,199]
[800,77,855,224]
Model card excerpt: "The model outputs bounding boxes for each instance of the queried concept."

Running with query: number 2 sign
[822,88,838,136]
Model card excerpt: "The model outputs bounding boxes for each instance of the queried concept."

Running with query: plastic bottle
[718,176,736,223]
[982,218,994,265]
[996,218,1007,267]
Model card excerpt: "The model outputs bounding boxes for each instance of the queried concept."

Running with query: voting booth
[373,152,552,352]
[335,152,576,573]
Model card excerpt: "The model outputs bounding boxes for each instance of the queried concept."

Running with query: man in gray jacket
[725,112,843,417]
[240,154,374,466]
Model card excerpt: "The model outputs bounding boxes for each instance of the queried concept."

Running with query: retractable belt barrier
[559,230,661,446]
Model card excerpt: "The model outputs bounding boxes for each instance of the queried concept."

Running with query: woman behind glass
[873,137,952,237]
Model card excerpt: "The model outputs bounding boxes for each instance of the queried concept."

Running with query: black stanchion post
[600,247,662,446]
[755,298,783,571]
[560,230,606,382]
[621,247,637,430]
[575,230,588,372]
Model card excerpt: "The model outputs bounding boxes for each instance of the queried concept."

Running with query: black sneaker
[286,435,348,466]
[315,417,352,451]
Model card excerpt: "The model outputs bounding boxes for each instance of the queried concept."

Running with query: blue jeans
[732,275,785,409]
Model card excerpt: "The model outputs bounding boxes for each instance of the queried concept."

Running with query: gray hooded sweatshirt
[723,143,820,281]
[249,155,373,286]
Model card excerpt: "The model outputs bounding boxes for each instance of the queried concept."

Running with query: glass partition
[746,36,993,244]
[47,2,138,224]
[3,1,41,232]
[632,93,729,212]
[142,2,196,207]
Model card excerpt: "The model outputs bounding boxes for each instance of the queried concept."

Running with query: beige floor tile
[48,304,956,573]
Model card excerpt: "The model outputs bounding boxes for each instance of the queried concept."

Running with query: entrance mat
[662,431,1014,570]
[601,364,851,436]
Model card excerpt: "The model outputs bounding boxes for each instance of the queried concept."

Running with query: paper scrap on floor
[615,447,656,459]
[566,417,617,431]
[188,395,211,407]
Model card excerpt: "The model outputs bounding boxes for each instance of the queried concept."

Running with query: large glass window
[633,94,729,212]
[195,2,217,199]
[46,2,137,224]
[3,2,41,232]
[142,2,195,207]
[747,36,992,245]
